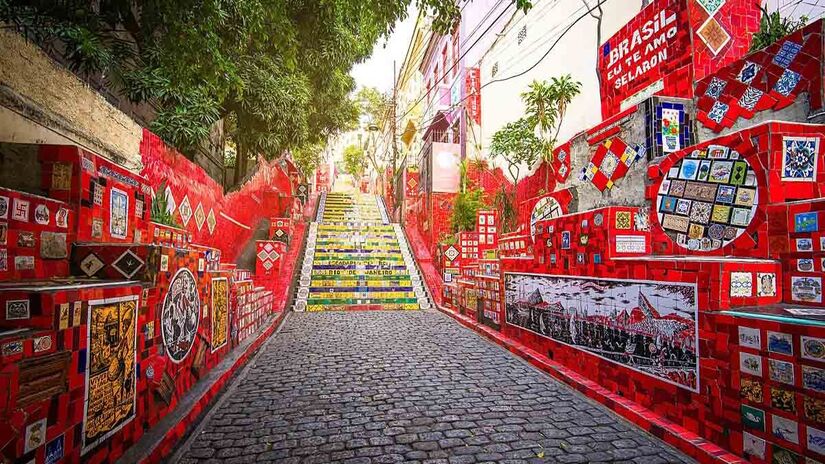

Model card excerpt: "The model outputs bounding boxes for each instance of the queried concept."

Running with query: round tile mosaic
[656,146,759,251]
[161,268,201,363]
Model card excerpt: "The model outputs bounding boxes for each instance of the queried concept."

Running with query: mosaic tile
[772,41,802,68]
[775,68,801,96]
[781,136,820,181]
[707,101,729,124]
[738,87,763,111]
[704,76,727,99]
[736,61,762,85]
[697,16,731,56]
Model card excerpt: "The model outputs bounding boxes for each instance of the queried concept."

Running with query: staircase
[294,192,431,311]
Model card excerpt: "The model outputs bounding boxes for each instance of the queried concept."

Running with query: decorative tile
[792,276,823,304]
[12,198,29,222]
[112,249,145,279]
[194,203,206,231]
[741,404,765,431]
[24,418,47,453]
[741,377,763,403]
[697,16,731,56]
[730,272,753,297]
[738,327,761,349]
[804,365,825,392]
[742,431,765,459]
[615,211,631,229]
[736,61,762,85]
[807,426,825,455]
[794,211,819,233]
[6,299,30,320]
[704,77,727,99]
[781,136,820,181]
[767,331,793,355]
[740,352,763,376]
[756,273,776,297]
[707,101,729,124]
[769,358,795,385]
[775,68,801,96]
[0,196,7,219]
[79,253,105,277]
[207,209,217,234]
[773,41,802,68]
[696,0,725,15]
[771,414,799,444]
[738,87,763,111]
[802,336,825,361]
[178,195,193,227]
[110,187,129,239]
[689,201,712,224]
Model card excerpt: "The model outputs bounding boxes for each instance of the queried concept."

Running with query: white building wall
[478,0,644,168]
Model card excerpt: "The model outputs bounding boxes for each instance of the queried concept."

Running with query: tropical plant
[520,75,581,190]
[493,186,518,234]
[450,188,486,234]
[150,181,180,227]
[751,7,808,52]
[489,118,543,183]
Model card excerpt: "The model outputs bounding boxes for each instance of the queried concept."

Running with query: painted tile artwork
[656,146,758,251]
[109,188,129,239]
[781,136,820,181]
[82,296,137,454]
[581,138,642,192]
[505,273,698,390]
[161,268,201,363]
[211,277,229,352]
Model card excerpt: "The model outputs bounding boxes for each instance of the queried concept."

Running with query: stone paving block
[177,311,693,463]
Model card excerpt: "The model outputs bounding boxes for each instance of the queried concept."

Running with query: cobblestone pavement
[178,311,694,464]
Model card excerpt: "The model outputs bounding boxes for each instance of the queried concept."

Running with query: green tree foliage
[1,0,533,163]
[356,86,391,128]
[489,118,543,183]
[750,7,807,52]
[292,142,326,180]
[450,188,486,234]
[343,144,365,178]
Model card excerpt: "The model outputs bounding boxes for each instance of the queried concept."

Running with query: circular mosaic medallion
[161,268,200,363]
[530,196,563,241]
[656,147,759,251]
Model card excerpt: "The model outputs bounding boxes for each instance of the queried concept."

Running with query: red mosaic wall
[695,20,823,133]
[598,0,760,118]
[140,129,297,263]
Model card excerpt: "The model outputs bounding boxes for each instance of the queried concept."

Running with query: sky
[350,6,418,94]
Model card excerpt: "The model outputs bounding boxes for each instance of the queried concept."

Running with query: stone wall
[0,27,144,171]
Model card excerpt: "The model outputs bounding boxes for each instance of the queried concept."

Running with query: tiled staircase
[294,192,431,311]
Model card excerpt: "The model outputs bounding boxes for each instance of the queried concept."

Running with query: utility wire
[410,0,609,138]
[395,0,517,124]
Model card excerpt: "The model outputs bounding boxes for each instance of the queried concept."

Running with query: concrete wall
[0,28,143,171]
[479,0,644,162]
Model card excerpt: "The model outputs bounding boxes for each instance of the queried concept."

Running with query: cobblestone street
[177,311,693,464]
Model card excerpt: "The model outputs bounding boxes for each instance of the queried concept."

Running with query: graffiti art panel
[211,277,229,352]
[505,273,698,391]
[82,296,138,454]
